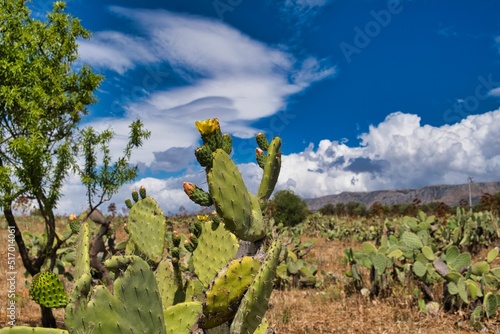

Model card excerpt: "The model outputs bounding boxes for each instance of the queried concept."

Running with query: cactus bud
[184,239,195,253]
[172,231,181,247]
[131,189,139,203]
[171,246,180,259]
[69,220,80,234]
[125,198,133,209]
[222,133,232,154]
[194,144,213,167]
[256,132,269,151]
[255,148,266,169]
[69,213,77,221]
[139,185,147,199]
[183,182,213,206]
[189,233,199,247]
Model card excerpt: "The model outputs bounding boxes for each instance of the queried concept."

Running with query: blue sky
[30,0,500,214]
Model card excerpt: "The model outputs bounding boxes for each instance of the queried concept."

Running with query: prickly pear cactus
[66,255,166,334]
[0,328,69,334]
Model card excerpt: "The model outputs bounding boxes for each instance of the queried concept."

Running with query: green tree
[0,1,150,326]
[269,190,309,227]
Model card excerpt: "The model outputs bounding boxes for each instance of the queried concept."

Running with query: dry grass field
[0,217,498,333]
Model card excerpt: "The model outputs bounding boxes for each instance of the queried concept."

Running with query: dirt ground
[0,219,498,333]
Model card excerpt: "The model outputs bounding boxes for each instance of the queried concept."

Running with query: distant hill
[304,181,500,212]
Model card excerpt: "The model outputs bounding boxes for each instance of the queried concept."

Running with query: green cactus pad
[413,261,427,278]
[400,231,423,250]
[193,221,239,287]
[471,261,490,276]
[230,240,281,334]
[487,248,499,263]
[208,149,265,241]
[257,137,281,209]
[127,196,166,263]
[0,327,69,334]
[65,255,166,334]
[73,221,90,280]
[201,256,262,329]
[29,272,68,309]
[155,260,182,309]
[164,302,203,334]
[253,318,270,334]
[483,292,499,318]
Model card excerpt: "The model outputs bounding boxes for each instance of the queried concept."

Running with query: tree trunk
[41,306,56,328]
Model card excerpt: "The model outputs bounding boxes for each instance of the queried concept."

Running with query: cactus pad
[65,255,166,333]
[164,302,203,334]
[208,149,265,241]
[257,137,281,209]
[202,256,262,328]
[127,196,166,263]
[155,260,182,308]
[0,327,69,334]
[193,221,239,287]
[230,240,281,334]
[29,272,68,308]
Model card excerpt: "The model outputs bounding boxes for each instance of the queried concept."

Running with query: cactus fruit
[126,195,166,263]
[255,148,266,169]
[230,240,281,334]
[221,133,232,155]
[29,272,68,308]
[131,188,139,202]
[139,185,147,199]
[125,198,133,209]
[201,256,262,328]
[195,144,214,168]
[255,132,269,151]
[164,302,203,334]
[183,182,213,207]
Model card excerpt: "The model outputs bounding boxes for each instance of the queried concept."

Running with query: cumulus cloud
[277,110,500,200]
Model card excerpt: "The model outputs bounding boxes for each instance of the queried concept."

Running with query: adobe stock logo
[339,0,409,64]
[213,0,244,21]
[443,74,500,123]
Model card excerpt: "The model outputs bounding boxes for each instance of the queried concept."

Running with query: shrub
[269,190,309,227]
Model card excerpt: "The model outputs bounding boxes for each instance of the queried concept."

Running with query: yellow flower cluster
[197,214,209,222]
[195,118,220,135]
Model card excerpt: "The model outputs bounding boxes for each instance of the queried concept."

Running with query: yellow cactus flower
[197,214,209,222]
[195,118,219,135]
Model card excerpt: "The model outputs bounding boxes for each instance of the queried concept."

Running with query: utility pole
[468,177,474,207]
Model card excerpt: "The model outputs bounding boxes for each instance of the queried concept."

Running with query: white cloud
[58,109,500,215]
[79,7,334,167]
[278,110,500,199]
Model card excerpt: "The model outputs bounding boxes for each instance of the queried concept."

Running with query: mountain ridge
[304,181,500,211]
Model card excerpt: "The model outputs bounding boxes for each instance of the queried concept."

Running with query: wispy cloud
[79,7,335,167]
